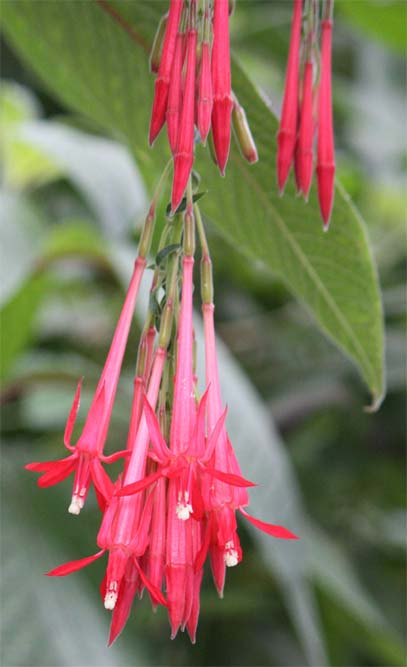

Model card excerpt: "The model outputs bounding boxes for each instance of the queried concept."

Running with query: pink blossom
[211,0,233,175]
[277,0,302,193]
[26,258,146,514]
[317,18,336,227]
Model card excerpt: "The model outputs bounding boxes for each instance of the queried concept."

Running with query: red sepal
[240,508,299,540]
[64,378,83,450]
[37,457,77,488]
[132,557,168,608]
[204,467,257,487]
[46,549,106,576]
[116,470,162,497]
[91,459,114,502]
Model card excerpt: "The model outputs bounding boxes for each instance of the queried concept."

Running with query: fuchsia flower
[296,60,315,199]
[171,17,198,212]
[30,0,324,646]
[277,0,302,193]
[46,346,169,639]
[166,17,185,154]
[26,257,146,514]
[211,0,233,175]
[201,301,298,595]
[149,0,183,145]
[277,0,337,226]
[317,17,336,227]
[197,11,213,145]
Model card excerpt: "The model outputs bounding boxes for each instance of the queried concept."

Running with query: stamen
[176,491,193,520]
[68,496,82,515]
[224,541,239,567]
[104,581,118,610]
[104,591,118,610]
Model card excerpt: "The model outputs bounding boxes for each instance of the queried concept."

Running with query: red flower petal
[101,449,130,464]
[63,378,83,450]
[46,549,106,576]
[204,467,257,487]
[194,515,212,573]
[143,395,171,462]
[116,470,162,497]
[91,459,114,502]
[240,508,299,540]
[37,457,77,488]
[132,556,168,607]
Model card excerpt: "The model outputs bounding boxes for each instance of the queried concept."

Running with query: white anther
[68,497,81,515]
[224,541,239,567]
[176,491,193,521]
[104,591,117,610]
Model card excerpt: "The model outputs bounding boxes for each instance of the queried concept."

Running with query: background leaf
[2,0,384,405]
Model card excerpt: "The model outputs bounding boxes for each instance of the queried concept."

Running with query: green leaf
[165,191,207,216]
[337,0,407,56]
[0,192,46,306]
[0,82,60,189]
[0,274,50,382]
[155,243,181,266]
[1,0,384,406]
[16,120,148,237]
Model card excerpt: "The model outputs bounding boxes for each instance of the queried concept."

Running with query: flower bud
[317,18,335,227]
[171,27,197,212]
[232,97,258,164]
[277,0,302,193]
[149,13,168,74]
[296,60,314,199]
[211,0,233,175]
[149,0,183,145]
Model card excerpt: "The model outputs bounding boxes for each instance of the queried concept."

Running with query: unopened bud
[149,13,168,74]
[232,99,258,164]
[183,208,195,257]
[138,210,155,259]
[200,255,213,305]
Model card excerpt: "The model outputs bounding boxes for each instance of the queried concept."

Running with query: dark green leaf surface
[2,0,385,406]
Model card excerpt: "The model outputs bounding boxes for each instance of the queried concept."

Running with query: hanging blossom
[25,169,170,514]
[148,0,257,213]
[36,183,298,645]
[277,0,336,227]
[27,0,309,648]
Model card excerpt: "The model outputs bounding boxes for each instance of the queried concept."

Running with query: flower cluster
[277,0,336,227]
[149,0,257,214]
[27,176,298,644]
[26,0,306,646]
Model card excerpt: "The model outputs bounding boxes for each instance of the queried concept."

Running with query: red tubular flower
[211,0,233,175]
[26,258,146,514]
[149,0,183,145]
[296,60,315,199]
[201,301,299,596]
[317,17,335,228]
[197,8,213,144]
[46,347,169,643]
[277,0,302,193]
[171,25,198,213]
[166,22,185,154]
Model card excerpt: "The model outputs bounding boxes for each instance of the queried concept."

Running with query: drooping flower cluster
[27,175,298,644]
[148,0,257,213]
[25,1,306,646]
[277,0,336,227]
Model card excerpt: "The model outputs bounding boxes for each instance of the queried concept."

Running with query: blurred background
[1,2,405,666]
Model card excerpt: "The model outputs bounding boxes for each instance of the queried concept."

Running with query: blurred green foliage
[1,2,405,666]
